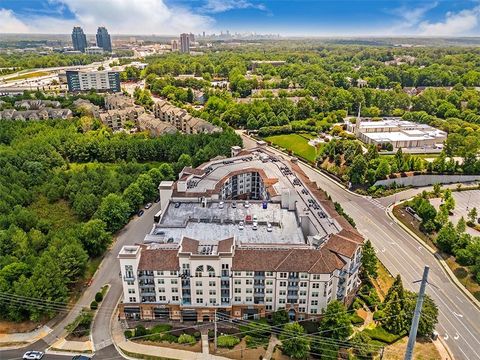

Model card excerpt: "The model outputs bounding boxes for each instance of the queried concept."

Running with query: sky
[1,0,480,37]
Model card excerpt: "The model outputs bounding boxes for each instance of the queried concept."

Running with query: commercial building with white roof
[347,117,447,149]
[118,142,364,322]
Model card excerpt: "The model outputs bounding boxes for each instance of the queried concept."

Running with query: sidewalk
[111,318,230,360]
[0,325,51,348]
[48,338,94,354]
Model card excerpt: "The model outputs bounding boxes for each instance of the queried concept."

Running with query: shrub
[193,331,201,340]
[90,300,98,310]
[124,330,133,339]
[95,292,103,302]
[178,334,196,345]
[363,326,405,344]
[208,329,215,339]
[350,313,364,325]
[217,335,240,348]
[373,310,385,321]
[151,324,172,333]
[351,298,364,310]
[161,333,178,343]
[135,325,147,337]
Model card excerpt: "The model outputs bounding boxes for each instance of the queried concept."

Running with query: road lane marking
[454,333,460,340]
[444,333,449,340]
[453,311,464,318]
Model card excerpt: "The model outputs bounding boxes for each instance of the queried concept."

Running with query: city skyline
[0,0,480,37]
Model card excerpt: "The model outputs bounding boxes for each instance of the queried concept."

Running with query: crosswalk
[365,196,387,211]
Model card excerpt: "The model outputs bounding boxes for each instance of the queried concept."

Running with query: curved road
[242,133,480,360]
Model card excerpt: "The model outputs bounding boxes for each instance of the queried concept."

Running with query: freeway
[242,133,480,360]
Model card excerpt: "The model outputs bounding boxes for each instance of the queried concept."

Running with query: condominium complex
[347,117,447,149]
[153,99,222,134]
[118,142,364,322]
[66,70,121,92]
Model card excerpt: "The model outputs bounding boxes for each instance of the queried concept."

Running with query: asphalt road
[241,133,480,360]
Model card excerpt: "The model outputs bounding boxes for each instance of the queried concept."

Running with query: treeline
[0,119,241,321]
[0,53,107,70]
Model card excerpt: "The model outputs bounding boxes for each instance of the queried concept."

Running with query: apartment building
[66,70,121,92]
[104,94,135,110]
[118,143,364,322]
[137,113,177,136]
[153,99,221,134]
[99,106,144,131]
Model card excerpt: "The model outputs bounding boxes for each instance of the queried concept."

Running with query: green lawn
[7,71,50,81]
[264,133,319,163]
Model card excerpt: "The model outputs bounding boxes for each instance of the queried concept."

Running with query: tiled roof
[324,233,361,258]
[218,237,234,253]
[180,237,199,254]
[138,249,179,270]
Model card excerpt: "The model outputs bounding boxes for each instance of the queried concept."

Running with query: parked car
[267,223,272,232]
[252,221,258,230]
[145,202,152,209]
[174,202,181,208]
[154,197,160,203]
[23,351,44,360]
[232,202,236,208]
[72,356,92,360]
[238,221,244,230]
[244,201,250,208]
[219,201,224,209]
[137,209,144,217]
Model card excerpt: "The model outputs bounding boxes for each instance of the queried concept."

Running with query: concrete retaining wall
[374,174,480,187]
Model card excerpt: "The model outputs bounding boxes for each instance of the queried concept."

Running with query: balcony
[287,285,298,290]
[349,262,361,275]
[221,281,230,289]
[123,275,135,281]
[221,271,230,278]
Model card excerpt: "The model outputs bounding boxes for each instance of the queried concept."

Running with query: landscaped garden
[264,133,320,163]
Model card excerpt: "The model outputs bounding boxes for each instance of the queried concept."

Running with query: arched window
[207,265,215,278]
[195,265,204,277]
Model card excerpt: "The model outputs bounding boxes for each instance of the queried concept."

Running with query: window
[246,272,253,276]
[128,289,135,294]
[311,300,318,306]
[157,271,164,276]
[280,281,286,287]
[207,265,215,278]
[280,273,287,278]
[299,307,306,313]
[235,288,241,293]
[312,292,319,297]
[209,290,216,295]
[196,298,203,304]
[172,288,178,293]
[222,264,229,269]
[246,297,252,302]
[266,272,274,276]
[299,290,307,296]
[209,298,216,304]
[170,271,178,276]
[266,305,272,310]
[266,280,273,286]
[279,299,286,304]
[312,283,320,289]
[172,296,179,301]
[209,281,216,287]
[234,280,241,285]
[234,296,241,302]
[196,289,203,295]
[159,296,166,301]
[279,290,286,296]
[195,266,204,277]
[246,288,252,294]
[158,279,164,285]
[125,265,134,279]
[300,273,308,279]
[313,274,320,280]
[171,279,178,285]
[300,282,307,287]
[299,299,306,304]
[246,279,253,285]
[196,281,202,287]
[310,309,318,314]
[126,280,134,285]
[266,297,272,302]
[129,297,136,302]
[234,271,241,276]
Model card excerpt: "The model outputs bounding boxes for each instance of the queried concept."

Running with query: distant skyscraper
[189,33,195,43]
[179,33,190,53]
[71,26,87,53]
[171,40,178,51]
[96,27,112,52]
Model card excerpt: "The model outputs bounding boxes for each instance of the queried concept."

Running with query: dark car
[154,197,160,203]
[72,356,92,360]
[137,209,144,217]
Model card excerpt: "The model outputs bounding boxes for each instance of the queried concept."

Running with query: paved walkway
[263,334,280,360]
[0,326,51,347]
[49,338,94,353]
[201,333,209,355]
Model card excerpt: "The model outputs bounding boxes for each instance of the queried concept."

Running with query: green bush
[161,333,178,343]
[363,326,405,344]
[350,313,365,325]
[90,300,98,310]
[351,298,364,310]
[178,334,196,345]
[135,325,148,337]
[217,335,240,348]
[95,292,103,302]
[151,324,172,333]
[194,331,201,340]
[373,310,385,321]
[124,330,133,339]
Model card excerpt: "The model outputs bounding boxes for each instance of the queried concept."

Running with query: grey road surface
[242,133,480,360]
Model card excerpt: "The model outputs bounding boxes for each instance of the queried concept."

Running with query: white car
[238,221,245,230]
[267,223,272,232]
[219,201,224,209]
[23,351,44,360]
[252,221,258,230]
[244,201,250,208]
[145,202,152,209]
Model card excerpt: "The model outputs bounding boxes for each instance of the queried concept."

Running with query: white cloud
[0,0,214,34]
[0,9,30,33]
[202,0,266,13]
[384,2,438,35]
[419,6,480,36]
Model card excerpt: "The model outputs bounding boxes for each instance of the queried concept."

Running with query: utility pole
[214,307,217,351]
[404,266,430,360]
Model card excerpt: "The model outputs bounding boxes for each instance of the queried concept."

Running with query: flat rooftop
[144,148,344,248]
[364,131,444,142]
